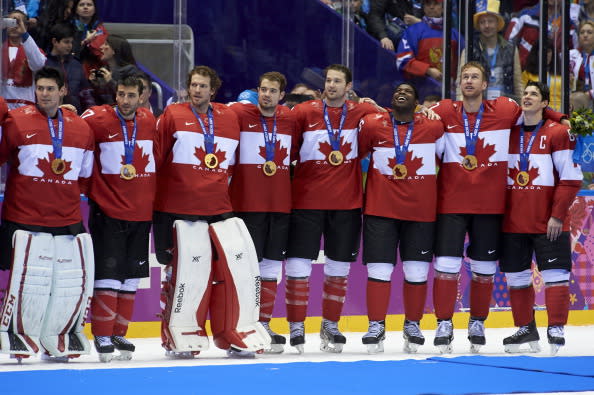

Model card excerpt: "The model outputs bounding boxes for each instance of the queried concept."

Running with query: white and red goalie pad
[209,218,271,352]
[160,220,211,353]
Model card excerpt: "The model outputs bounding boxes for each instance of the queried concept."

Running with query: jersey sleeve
[550,126,583,221]
[357,115,374,159]
[395,27,430,76]
[154,109,174,171]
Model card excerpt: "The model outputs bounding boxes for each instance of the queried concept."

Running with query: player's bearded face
[116,85,141,117]
[188,74,214,110]
[324,70,351,102]
[258,79,284,111]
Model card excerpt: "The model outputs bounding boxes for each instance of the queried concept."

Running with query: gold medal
[462,154,478,170]
[392,164,407,179]
[263,160,277,176]
[204,153,219,169]
[120,164,137,180]
[328,150,344,166]
[516,171,530,186]
[51,158,66,175]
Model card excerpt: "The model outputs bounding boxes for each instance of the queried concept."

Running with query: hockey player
[0,66,95,361]
[500,81,582,355]
[154,66,269,359]
[430,61,568,353]
[83,75,157,362]
[286,64,381,353]
[358,82,444,354]
[228,71,296,354]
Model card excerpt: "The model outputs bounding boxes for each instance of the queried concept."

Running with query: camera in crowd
[1,17,18,29]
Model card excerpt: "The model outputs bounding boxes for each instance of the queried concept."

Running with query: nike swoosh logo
[421,250,430,255]
[351,252,358,256]
[488,249,496,254]
[548,258,558,263]
[248,123,257,128]
[108,133,119,139]
[309,122,319,128]
[447,125,457,129]
[185,122,195,126]
[139,261,146,265]
[26,133,36,139]
[378,140,387,145]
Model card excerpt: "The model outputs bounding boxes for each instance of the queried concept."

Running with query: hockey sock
[322,275,348,322]
[91,289,118,336]
[509,285,535,327]
[113,292,136,336]
[285,277,309,322]
[470,273,494,319]
[545,283,569,326]
[403,280,427,322]
[433,272,458,320]
[366,278,391,321]
[259,279,278,322]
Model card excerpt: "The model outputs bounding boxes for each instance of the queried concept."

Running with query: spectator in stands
[522,39,563,111]
[368,0,423,51]
[580,0,594,24]
[71,0,107,74]
[396,0,463,99]
[569,21,594,110]
[12,0,41,26]
[32,0,74,53]
[135,70,162,116]
[290,83,310,95]
[1,10,46,109]
[457,0,522,102]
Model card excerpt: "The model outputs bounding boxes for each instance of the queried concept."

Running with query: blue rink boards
[3,356,594,395]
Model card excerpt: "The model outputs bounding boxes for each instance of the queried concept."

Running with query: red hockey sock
[285,277,309,322]
[470,274,494,319]
[509,286,535,326]
[322,276,348,322]
[366,279,391,321]
[91,289,118,336]
[433,273,458,320]
[113,292,136,336]
[545,284,569,326]
[403,281,427,322]
[259,279,278,322]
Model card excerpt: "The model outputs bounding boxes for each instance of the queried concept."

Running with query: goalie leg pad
[40,233,94,357]
[161,220,211,353]
[209,218,271,352]
[0,231,54,356]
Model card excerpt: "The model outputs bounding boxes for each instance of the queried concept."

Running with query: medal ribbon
[391,115,413,165]
[462,103,484,156]
[47,109,64,159]
[323,102,347,151]
[260,114,277,162]
[191,106,215,154]
[584,52,592,91]
[519,121,543,172]
[115,107,137,165]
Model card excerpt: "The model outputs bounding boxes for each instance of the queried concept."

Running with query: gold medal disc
[263,160,277,176]
[328,150,344,166]
[204,153,219,169]
[51,158,66,175]
[392,164,408,179]
[462,154,478,170]
[120,164,137,180]
[516,171,530,186]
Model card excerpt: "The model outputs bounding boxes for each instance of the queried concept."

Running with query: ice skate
[40,353,70,363]
[468,317,486,353]
[403,320,425,353]
[111,336,135,361]
[320,319,346,353]
[434,319,454,354]
[547,325,565,356]
[226,346,255,359]
[289,321,305,354]
[93,336,114,363]
[362,320,385,354]
[260,321,286,354]
[503,320,540,353]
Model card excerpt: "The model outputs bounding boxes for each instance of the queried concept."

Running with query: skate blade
[320,341,343,353]
[470,343,482,354]
[41,354,70,363]
[227,348,255,359]
[403,341,419,354]
[114,350,133,361]
[504,341,541,354]
[549,343,562,356]
[263,344,284,354]
[293,344,304,354]
[366,342,384,354]
[10,354,30,364]
[437,344,453,354]
[164,350,196,359]
[98,352,113,363]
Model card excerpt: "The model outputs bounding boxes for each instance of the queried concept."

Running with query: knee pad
[324,258,351,277]
[121,278,140,293]
[259,259,282,281]
[470,259,497,276]
[504,269,533,288]
[285,257,312,278]
[403,261,429,283]
[366,262,393,282]
[161,220,211,353]
[208,218,270,352]
[434,256,462,274]
[541,269,570,285]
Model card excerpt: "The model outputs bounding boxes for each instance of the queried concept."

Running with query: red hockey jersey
[291,99,378,210]
[228,103,295,213]
[0,105,94,227]
[359,112,445,222]
[83,105,157,221]
[503,120,582,234]
[153,102,239,216]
